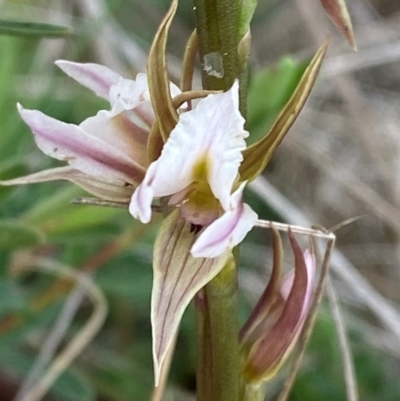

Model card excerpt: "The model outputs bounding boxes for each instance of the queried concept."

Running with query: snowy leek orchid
[0,0,330,386]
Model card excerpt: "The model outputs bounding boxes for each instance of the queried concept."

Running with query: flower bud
[240,227,315,383]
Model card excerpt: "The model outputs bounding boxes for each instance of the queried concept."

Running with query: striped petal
[151,209,231,385]
[80,110,149,168]
[18,104,145,185]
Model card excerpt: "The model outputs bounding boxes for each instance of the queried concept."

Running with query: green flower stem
[194,0,245,112]
[196,258,240,401]
[194,2,246,400]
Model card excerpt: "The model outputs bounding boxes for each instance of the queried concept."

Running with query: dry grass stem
[15,258,108,401]
[327,278,359,401]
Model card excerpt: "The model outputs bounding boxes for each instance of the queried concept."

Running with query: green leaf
[96,255,152,300]
[0,158,28,198]
[238,0,258,38]
[0,19,72,38]
[22,185,84,224]
[0,278,26,316]
[0,219,44,249]
[247,57,308,143]
[22,184,125,236]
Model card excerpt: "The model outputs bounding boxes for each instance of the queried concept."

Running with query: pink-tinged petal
[80,110,148,168]
[134,81,247,211]
[280,248,316,332]
[18,104,145,185]
[0,166,134,202]
[191,183,257,258]
[151,209,231,385]
[55,60,121,100]
[240,226,283,343]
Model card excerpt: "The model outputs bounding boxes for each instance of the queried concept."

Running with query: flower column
[194,1,242,401]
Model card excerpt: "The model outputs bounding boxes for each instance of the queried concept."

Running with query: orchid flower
[5,60,258,259]
[130,80,258,258]
[3,62,153,203]
[0,0,330,385]
[240,228,316,383]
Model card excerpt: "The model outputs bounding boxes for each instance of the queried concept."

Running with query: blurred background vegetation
[1,0,400,400]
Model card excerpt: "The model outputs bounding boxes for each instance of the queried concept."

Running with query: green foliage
[247,57,308,143]
[0,220,44,250]
[0,20,72,38]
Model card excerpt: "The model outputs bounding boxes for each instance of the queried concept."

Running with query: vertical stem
[196,259,240,401]
[194,0,240,96]
[194,2,244,400]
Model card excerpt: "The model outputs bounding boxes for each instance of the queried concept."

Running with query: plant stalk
[194,2,245,400]
[196,258,240,401]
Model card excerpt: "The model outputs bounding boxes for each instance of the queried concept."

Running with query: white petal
[205,81,248,210]
[191,183,257,258]
[55,60,121,100]
[18,104,145,185]
[136,81,247,203]
[129,162,158,223]
[109,73,152,115]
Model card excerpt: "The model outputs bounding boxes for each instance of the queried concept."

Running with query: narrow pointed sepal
[0,166,133,202]
[240,38,329,182]
[320,0,357,50]
[151,209,231,385]
[147,0,179,142]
